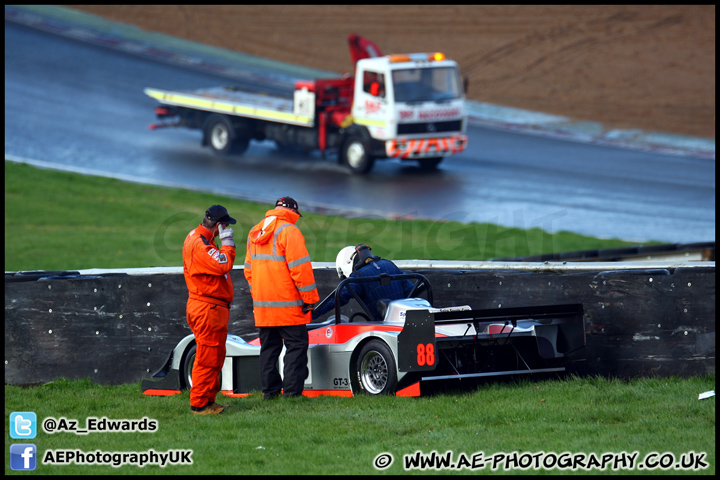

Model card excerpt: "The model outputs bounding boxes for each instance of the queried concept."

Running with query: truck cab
[344,52,468,173]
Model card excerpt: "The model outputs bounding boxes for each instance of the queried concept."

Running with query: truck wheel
[203,114,250,156]
[417,157,443,170]
[342,134,375,174]
[353,340,398,395]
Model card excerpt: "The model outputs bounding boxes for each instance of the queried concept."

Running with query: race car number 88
[416,343,435,366]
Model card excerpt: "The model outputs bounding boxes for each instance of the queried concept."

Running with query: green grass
[5,375,715,475]
[5,160,646,272]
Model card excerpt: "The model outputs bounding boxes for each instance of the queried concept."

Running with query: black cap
[275,196,302,216]
[205,205,236,224]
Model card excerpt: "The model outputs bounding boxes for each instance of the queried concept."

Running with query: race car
[142,273,586,398]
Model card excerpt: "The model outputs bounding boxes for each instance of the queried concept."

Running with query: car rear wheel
[354,340,397,395]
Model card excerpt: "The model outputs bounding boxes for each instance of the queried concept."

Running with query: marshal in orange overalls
[182,223,236,409]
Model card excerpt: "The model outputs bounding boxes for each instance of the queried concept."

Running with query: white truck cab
[347,52,467,171]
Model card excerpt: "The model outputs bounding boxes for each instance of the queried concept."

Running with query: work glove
[218,223,235,247]
[302,303,315,314]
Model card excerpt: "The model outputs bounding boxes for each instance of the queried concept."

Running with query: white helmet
[335,246,356,279]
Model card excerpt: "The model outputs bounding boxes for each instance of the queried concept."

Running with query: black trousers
[258,325,309,398]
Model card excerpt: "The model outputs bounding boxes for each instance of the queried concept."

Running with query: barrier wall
[5,261,715,386]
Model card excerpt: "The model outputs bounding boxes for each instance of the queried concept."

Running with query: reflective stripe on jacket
[244,208,319,326]
[182,224,236,307]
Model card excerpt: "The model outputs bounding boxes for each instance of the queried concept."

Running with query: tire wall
[4,263,714,386]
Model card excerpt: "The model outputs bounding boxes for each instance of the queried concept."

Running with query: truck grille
[397,120,462,135]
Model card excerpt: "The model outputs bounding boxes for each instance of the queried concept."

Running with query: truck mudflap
[404,303,586,384]
[386,134,467,159]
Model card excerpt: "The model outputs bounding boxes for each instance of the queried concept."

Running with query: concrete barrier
[5,261,714,386]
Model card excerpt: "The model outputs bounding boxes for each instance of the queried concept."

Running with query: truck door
[352,69,390,140]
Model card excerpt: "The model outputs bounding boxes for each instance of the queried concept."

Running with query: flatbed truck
[145,34,467,174]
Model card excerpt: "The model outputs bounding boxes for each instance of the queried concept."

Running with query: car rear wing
[398,303,586,375]
[432,302,584,326]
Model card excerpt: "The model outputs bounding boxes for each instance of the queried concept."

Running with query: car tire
[182,344,197,390]
[354,340,398,395]
[181,343,223,391]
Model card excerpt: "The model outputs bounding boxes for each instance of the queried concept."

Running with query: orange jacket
[183,224,236,307]
[244,208,319,326]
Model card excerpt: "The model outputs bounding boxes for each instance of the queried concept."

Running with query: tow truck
[145,34,468,174]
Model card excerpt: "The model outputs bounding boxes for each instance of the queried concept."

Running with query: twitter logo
[10,412,37,439]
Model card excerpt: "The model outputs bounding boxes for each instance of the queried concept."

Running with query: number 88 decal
[416,343,435,366]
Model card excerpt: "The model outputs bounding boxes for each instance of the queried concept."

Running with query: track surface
[4,21,715,244]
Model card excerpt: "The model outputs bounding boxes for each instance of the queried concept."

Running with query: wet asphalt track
[4,20,715,244]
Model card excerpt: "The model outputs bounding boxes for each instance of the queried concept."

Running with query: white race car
[142,273,585,397]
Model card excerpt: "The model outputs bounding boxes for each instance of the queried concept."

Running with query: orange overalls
[182,224,236,408]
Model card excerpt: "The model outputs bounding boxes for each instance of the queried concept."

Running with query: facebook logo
[10,412,37,439]
[10,444,37,471]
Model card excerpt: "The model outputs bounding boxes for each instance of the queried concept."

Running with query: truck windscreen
[391,66,462,103]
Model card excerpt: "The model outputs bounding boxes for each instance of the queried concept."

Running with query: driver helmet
[335,246,356,279]
[335,244,379,279]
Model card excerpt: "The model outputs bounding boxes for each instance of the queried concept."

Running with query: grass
[4,375,715,475]
[5,160,646,272]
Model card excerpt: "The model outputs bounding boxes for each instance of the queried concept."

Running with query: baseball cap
[205,205,236,224]
[275,196,302,216]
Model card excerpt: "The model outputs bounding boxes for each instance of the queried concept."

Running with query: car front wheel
[182,344,222,391]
